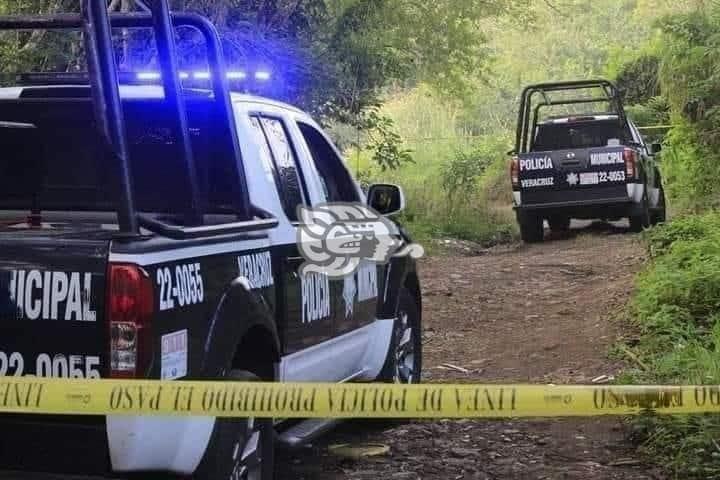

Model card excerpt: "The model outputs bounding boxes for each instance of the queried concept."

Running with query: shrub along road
[278,222,667,479]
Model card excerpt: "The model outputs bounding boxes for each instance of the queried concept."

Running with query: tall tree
[0,0,527,121]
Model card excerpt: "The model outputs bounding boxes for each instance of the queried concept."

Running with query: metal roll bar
[0,5,254,233]
[514,80,628,154]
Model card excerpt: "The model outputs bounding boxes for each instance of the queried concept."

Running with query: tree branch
[542,0,567,17]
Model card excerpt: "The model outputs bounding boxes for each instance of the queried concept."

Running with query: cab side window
[297,122,359,203]
[250,115,307,221]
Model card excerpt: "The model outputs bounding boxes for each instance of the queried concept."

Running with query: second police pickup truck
[0,3,422,480]
[510,80,666,242]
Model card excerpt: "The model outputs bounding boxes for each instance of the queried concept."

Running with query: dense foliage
[0,0,533,181]
[355,0,696,247]
[0,1,528,118]
[616,55,660,105]
[655,6,720,211]
[624,214,720,478]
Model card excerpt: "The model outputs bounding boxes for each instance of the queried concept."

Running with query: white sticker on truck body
[590,151,624,166]
[161,330,188,380]
[578,171,626,185]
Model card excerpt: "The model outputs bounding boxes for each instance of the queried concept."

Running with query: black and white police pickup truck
[510,80,666,242]
[0,4,422,480]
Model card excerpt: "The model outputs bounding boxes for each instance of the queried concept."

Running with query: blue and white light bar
[136,71,161,81]
[135,70,270,82]
[15,71,273,87]
[254,70,271,81]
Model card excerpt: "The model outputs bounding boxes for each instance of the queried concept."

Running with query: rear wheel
[548,216,571,234]
[518,212,544,243]
[194,370,275,480]
[652,184,667,225]
[629,188,651,233]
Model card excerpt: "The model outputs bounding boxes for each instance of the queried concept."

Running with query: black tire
[548,216,571,233]
[517,212,544,243]
[377,287,422,384]
[629,186,651,233]
[652,184,667,225]
[194,370,275,480]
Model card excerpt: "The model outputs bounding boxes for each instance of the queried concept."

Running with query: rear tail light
[510,156,520,188]
[623,148,637,179]
[108,264,154,378]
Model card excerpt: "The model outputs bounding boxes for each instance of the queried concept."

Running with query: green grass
[622,212,720,478]
[349,86,518,251]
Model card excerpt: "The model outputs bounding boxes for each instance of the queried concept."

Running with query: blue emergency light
[136,71,161,80]
[15,69,274,93]
[135,70,270,82]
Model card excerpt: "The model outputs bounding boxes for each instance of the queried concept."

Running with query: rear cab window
[248,114,307,221]
[532,119,632,151]
[0,96,245,224]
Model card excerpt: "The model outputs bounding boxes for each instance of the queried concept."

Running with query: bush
[353,87,518,250]
[634,238,720,328]
[627,213,720,477]
[660,122,720,212]
[616,55,661,105]
[650,8,720,212]
[440,147,492,201]
[362,131,517,249]
[625,97,670,128]
[440,137,507,203]
[642,211,720,257]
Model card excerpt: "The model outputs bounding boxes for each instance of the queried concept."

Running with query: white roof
[0,84,303,113]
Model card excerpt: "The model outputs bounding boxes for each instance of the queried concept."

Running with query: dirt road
[278,223,666,480]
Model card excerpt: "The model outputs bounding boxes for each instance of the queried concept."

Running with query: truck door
[293,122,381,338]
[248,115,333,354]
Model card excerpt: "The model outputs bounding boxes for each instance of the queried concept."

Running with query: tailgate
[0,230,109,380]
[518,147,629,204]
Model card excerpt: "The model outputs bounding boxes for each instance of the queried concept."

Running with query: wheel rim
[393,310,416,383]
[229,415,263,480]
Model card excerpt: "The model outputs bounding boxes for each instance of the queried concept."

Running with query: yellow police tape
[0,378,719,418]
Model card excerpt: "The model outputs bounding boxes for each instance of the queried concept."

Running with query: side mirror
[649,143,663,155]
[367,183,405,216]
